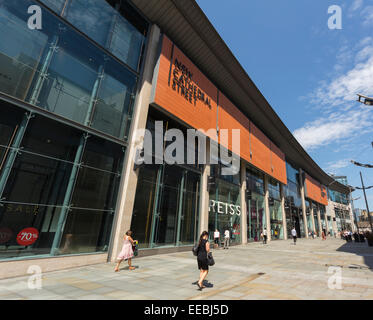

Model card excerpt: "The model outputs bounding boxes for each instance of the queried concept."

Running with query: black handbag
[207,252,215,266]
[192,244,199,256]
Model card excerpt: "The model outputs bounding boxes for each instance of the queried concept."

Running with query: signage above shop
[171,58,212,108]
[209,200,241,216]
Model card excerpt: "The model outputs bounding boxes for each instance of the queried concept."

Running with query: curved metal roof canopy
[131,0,350,194]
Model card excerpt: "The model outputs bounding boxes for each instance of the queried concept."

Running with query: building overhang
[131,0,350,194]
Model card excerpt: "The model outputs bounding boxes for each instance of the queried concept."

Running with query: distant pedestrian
[291,227,297,245]
[322,229,326,240]
[261,229,267,244]
[114,230,136,272]
[224,229,230,249]
[214,229,220,249]
[196,231,210,290]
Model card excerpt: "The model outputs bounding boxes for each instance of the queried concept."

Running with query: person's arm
[128,236,135,245]
[206,241,210,253]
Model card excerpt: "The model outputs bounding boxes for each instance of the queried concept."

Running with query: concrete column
[264,175,271,241]
[199,163,210,235]
[316,204,322,236]
[280,184,287,240]
[299,169,309,238]
[108,25,161,262]
[240,161,247,244]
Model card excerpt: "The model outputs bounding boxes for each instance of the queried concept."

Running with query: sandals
[197,282,203,290]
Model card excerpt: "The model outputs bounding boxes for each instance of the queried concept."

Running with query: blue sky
[197,0,373,211]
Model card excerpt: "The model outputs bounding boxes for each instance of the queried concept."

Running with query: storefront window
[246,167,265,241]
[0,103,125,260]
[270,200,283,240]
[209,179,241,245]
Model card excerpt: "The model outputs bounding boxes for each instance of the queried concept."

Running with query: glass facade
[130,109,201,249]
[0,101,124,259]
[0,0,147,260]
[246,167,265,242]
[0,0,147,141]
[209,179,241,245]
[284,162,304,238]
[268,178,283,240]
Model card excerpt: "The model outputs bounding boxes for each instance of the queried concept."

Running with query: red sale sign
[0,227,13,244]
[16,228,39,246]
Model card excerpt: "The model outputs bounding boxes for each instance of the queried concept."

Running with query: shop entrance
[247,198,265,242]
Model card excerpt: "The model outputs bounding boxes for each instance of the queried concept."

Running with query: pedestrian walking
[261,229,267,244]
[213,229,220,249]
[291,227,297,245]
[114,230,136,272]
[224,229,230,249]
[196,231,210,290]
[322,230,326,240]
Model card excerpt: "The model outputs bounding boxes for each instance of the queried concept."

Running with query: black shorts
[197,258,209,271]
[214,238,219,244]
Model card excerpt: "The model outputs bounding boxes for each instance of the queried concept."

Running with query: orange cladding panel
[270,142,287,185]
[305,173,328,206]
[250,122,272,176]
[153,36,218,141]
[217,93,250,161]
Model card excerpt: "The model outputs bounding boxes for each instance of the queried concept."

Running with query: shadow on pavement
[336,240,373,271]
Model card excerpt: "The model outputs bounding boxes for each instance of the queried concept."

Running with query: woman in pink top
[114,230,136,272]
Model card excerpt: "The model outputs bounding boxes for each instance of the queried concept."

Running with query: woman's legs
[198,269,208,288]
[128,258,135,270]
[114,259,123,272]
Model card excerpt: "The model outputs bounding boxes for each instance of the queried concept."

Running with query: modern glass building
[0,0,353,278]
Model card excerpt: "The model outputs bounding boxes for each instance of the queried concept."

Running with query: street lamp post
[360,171,373,232]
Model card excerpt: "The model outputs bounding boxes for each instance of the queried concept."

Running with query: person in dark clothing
[197,230,210,290]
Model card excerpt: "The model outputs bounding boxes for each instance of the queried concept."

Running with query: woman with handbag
[197,231,211,290]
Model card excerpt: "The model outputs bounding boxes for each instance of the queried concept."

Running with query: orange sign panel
[305,173,328,206]
[152,35,218,141]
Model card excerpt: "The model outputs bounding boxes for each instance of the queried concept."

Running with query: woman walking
[114,230,136,272]
[197,231,210,290]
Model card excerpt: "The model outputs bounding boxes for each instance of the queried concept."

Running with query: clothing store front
[246,167,265,242]
[130,108,201,249]
[313,203,320,236]
[268,178,283,240]
[208,162,241,245]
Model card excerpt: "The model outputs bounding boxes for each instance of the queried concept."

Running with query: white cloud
[293,108,373,150]
[351,0,364,12]
[361,6,373,26]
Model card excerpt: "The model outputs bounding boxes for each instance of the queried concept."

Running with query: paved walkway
[1,238,373,300]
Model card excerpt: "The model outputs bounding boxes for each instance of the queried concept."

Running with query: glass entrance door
[247,197,264,242]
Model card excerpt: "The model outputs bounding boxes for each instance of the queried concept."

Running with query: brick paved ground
[1,238,373,300]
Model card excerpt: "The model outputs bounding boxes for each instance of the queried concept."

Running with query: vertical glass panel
[58,208,114,254]
[90,59,137,139]
[154,165,183,246]
[270,200,283,240]
[81,135,124,172]
[63,0,113,46]
[179,170,200,245]
[0,0,48,100]
[130,164,158,249]
[109,12,145,71]
[2,152,74,206]
[209,180,241,244]
[70,167,120,211]
[20,114,81,162]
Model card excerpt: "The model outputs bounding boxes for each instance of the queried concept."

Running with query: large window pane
[81,136,124,172]
[2,152,74,206]
[71,167,120,211]
[90,59,137,139]
[130,164,158,249]
[58,208,114,255]
[20,115,81,162]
